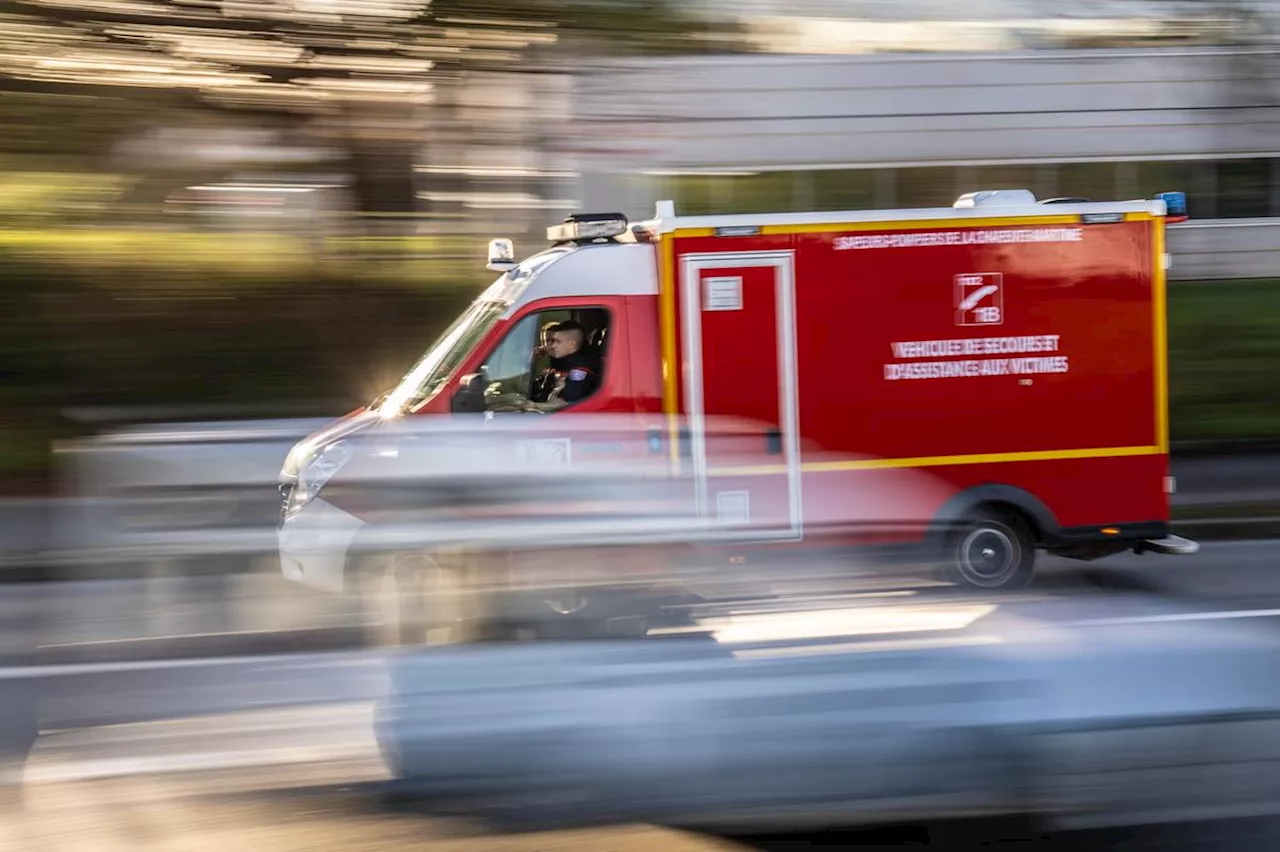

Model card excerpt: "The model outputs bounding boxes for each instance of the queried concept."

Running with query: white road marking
[5,604,1278,680]
[39,624,364,648]
[732,634,1003,659]
[1074,608,1280,626]
[711,604,996,644]
[25,745,382,784]
[0,651,382,679]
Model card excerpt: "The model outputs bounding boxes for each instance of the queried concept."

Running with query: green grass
[0,228,314,278]
[1168,279,1280,442]
[0,228,489,295]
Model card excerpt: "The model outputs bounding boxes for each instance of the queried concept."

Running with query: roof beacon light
[547,213,629,243]
[486,238,516,272]
[954,189,1038,208]
[1158,191,1189,223]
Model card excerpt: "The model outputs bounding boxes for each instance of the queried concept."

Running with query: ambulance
[278,188,1198,637]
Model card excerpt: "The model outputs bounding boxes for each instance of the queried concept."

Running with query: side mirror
[451,372,487,414]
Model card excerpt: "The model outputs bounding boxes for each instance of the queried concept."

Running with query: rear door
[679,250,802,540]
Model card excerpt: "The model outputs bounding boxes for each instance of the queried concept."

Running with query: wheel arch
[925,484,1063,552]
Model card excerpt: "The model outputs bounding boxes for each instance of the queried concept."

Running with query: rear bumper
[1043,521,1198,559]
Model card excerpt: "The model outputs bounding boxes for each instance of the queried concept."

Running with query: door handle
[765,428,782,455]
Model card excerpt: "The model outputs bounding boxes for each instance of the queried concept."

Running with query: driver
[528,321,600,411]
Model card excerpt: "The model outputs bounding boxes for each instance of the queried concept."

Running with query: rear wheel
[940,508,1036,591]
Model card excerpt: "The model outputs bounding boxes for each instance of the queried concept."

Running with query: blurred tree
[0,0,747,215]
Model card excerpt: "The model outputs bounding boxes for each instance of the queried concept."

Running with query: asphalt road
[0,539,1277,850]
[0,537,1268,731]
[15,767,1280,852]
[1047,537,1280,605]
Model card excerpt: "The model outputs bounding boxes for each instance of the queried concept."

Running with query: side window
[482,313,540,397]
[481,307,612,413]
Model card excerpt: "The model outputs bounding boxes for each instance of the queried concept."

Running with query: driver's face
[546,332,578,360]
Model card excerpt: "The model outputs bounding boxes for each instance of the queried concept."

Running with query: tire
[940,508,1036,591]
[357,551,465,648]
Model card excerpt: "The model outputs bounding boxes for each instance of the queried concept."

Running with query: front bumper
[278,497,367,593]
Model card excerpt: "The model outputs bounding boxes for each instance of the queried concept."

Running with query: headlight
[287,440,354,515]
[281,437,317,482]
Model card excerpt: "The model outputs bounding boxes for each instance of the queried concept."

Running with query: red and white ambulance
[278,188,1197,625]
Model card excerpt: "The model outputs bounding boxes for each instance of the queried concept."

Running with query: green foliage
[1167,279,1280,441]
[0,227,1278,490]
[0,92,151,160]
[0,226,487,488]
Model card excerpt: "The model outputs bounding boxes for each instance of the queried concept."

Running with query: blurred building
[560,44,1280,279]
[421,71,578,239]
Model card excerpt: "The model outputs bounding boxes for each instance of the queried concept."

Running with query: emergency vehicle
[278,188,1198,637]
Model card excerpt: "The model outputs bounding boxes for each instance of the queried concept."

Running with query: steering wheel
[485,393,546,414]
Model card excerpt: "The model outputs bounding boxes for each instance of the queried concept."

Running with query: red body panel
[792,224,1157,459]
[623,294,665,415]
[669,218,1168,543]
[351,214,1168,553]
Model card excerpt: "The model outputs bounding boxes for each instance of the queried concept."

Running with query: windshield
[379,299,505,416]
[374,249,572,417]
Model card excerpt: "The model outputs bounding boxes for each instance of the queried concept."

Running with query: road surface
[5,557,1280,850]
[1,539,1279,850]
[0,538,1270,730]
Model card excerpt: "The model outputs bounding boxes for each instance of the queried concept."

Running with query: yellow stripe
[706,445,1161,477]
[1152,219,1170,454]
[657,234,681,472]
[671,211,1156,241]
[760,214,1083,235]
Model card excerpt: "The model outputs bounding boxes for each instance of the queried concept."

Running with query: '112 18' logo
[955,273,1003,326]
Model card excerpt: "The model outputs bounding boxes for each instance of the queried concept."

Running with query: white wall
[569,47,1280,173]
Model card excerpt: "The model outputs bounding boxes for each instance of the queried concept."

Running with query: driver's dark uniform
[531,352,600,405]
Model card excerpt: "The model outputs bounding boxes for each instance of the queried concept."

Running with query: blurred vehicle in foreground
[275,188,1199,640]
[54,413,956,646]
[375,592,1280,843]
[277,414,960,644]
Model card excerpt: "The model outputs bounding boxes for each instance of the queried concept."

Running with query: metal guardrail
[1167,218,1280,281]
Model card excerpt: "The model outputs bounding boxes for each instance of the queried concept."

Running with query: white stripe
[1074,608,1280,626]
[39,625,359,648]
[0,651,379,679]
[681,250,803,542]
[26,745,380,783]
[732,634,1002,659]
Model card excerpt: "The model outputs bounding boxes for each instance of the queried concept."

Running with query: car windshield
[374,249,571,416]
[379,299,505,416]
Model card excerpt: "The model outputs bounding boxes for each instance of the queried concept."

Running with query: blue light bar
[1157,191,1188,218]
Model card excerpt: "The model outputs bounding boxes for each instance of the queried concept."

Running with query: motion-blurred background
[6,3,1280,849]
[3,0,1280,495]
